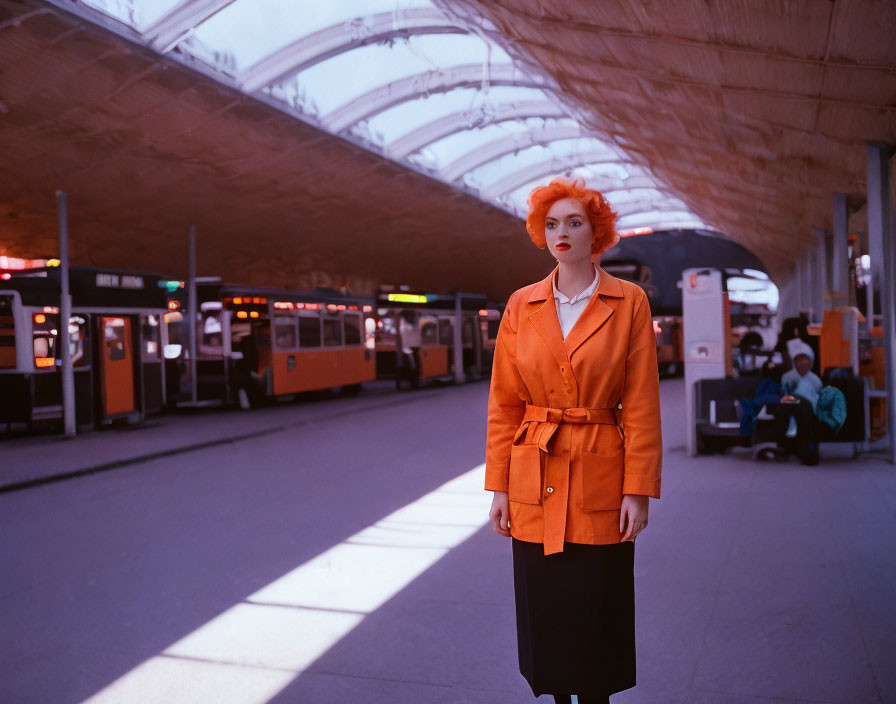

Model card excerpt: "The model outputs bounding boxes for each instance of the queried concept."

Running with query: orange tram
[164,281,377,408]
[0,266,167,430]
[0,266,504,433]
[373,288,502,384]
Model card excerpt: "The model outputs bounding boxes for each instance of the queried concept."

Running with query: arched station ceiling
[433,0,896,279]
[40,0,702,231]
[0,0,891,295]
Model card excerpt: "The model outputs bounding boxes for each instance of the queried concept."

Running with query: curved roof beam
[611,200,692,218]
[480,152,642,201]
[502,177,676,216]
[616,210,704,227]
[323,63,550,134]
[144,0,236,52]
[385,100,566,160]
[601,186,681,203]
[238,8,464,93]
[599,176,670,193]
[440,126,594,182]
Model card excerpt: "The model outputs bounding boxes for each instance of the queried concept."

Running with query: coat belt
[517,404,619,453]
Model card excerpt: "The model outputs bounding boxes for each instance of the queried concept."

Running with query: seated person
[773,340,823,464]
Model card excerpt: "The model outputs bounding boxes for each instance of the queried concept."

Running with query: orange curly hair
[525,177,619,259]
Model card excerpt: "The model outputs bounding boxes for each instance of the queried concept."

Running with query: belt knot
[517,404,619,453]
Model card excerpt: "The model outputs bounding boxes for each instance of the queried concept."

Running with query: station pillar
[796,256,808,318]
[816,228,832,312]
[453,293,465,385]
[187,225,198,406]
[57,191,76,438]
[777,263,800,323]
[799,245,821,323]
[866,145,895,464]
[832,193,850,309]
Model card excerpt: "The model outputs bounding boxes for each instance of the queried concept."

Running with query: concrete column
[777,264,800,323]
[816,229,831,312]
[187,225,198,406]
[867,146,891,327]
[832,193,849,308]
[867,145,895,464]
[453,292,465,384]
[57,191,76,438]
[797,253,814,318]
[804,246,821,322]
[812,228,828,318]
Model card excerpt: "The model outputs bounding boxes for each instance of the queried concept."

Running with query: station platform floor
[1,377,894,703]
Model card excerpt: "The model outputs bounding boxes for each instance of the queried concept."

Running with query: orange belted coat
[485,265,662,555]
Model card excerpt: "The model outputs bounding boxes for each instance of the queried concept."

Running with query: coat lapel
[527,267,569,369]
[563,266,625,358]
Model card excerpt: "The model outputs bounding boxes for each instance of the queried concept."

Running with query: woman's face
[544,198,593,263]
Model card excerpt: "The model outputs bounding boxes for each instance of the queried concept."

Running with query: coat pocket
[508,444,542,505]
[580,447,625,511]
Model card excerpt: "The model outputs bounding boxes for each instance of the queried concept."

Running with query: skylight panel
[289,34,503,116]
[616,211,705,229]
[367,86,552,148]
[463,137,619,191]
[80,0,184,31]
[188,0,431,72]
[419,117,580,170]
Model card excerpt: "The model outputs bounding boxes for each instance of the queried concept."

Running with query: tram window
[299,312,321,348]
[323,314,343,347]
[199,311,224,358]
[438,318,453,346]
[142,314,161,362]
[274,316,297,350]
[462,318,473,345]
[70,316,89,368]
[34,336,50,357]
[163,311,184,359]
[364,316,376,350]
[488,320,500,339]
[33,312,59,368]
[343,312,362,346]
[421,319,438,345]
[0,295,15,369]
[375,315,397,346]
[104,318,126,362]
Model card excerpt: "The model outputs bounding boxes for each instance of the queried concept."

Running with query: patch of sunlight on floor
[81,463,489,704]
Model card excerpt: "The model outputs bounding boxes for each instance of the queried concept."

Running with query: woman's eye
[546,222,556,229]
[570,220,581,227]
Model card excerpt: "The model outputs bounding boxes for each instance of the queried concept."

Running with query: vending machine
[683,268,731,455]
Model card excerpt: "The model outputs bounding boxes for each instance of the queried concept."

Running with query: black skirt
[512,538,636,698]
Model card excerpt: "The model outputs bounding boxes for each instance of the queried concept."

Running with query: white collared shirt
[552,265,600,339]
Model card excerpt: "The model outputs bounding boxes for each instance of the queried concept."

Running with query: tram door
[99,316,136,417]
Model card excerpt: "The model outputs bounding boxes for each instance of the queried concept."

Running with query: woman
[485,178,663,703]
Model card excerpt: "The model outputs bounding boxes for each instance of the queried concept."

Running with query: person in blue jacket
[774,340,822,464]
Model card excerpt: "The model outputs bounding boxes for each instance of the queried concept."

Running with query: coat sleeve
[484,292,528,492]
[620,286,663,498]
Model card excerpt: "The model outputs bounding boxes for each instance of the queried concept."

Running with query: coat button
[566,388,572,394]
[546,486,554,494]
[618,402,623,409]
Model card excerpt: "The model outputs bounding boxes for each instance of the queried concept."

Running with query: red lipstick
[556,243,571,251]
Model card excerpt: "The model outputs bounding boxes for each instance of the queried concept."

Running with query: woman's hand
[489,491,511,537]
[620,494,649,542]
